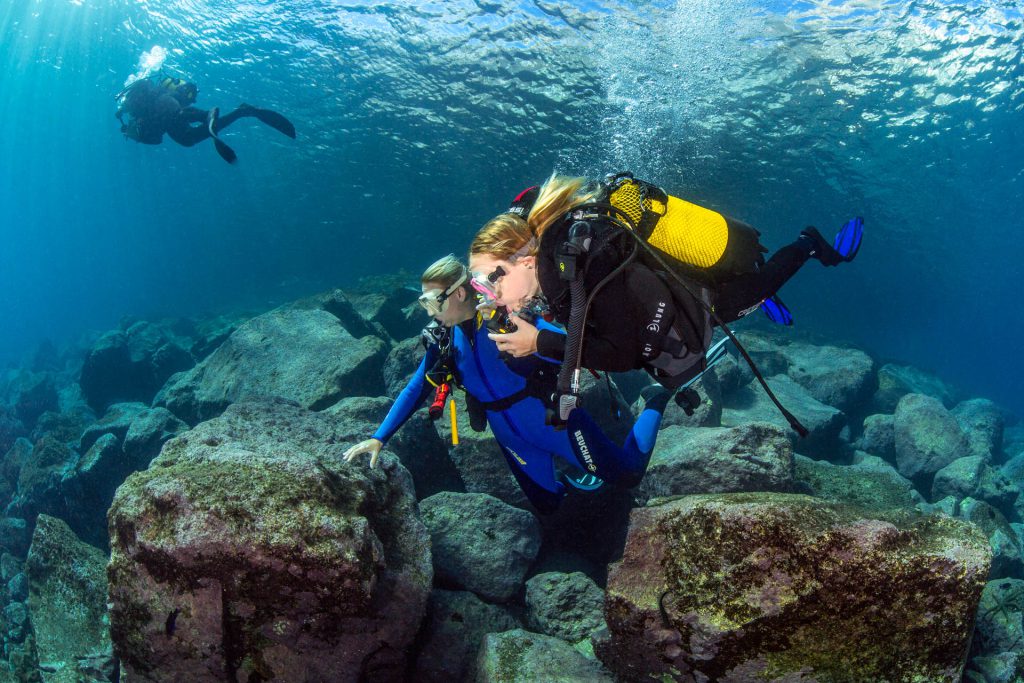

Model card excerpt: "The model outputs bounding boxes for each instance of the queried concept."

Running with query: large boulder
[475,629,615,682]
[155,308,388,424]
[79,321,193,412]
[780,342,876,413]
[412,589,520,682]
[722,375,845,457]
[25,515,110,680]
[894,393,971,482]
[796,452,923,511]
[597,493,991,682]
[419,492,541,602]
[7,371,58,429]
[382,336,425,398]
[857,413,896,460]
[9,436,74,523]
[107,399,432,682]
[524,571,605,644]
[874,363,958,412]
[638,423,796,502]
[0,406,26,462]
[971,578,1024,657]
[953,398,1005,462]
[78,402,148,453]
[60,433,125,548]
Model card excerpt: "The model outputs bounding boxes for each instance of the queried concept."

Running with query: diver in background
[115,74,296,164]
[342,254,676,513]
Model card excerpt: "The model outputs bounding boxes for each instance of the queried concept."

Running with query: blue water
[1,0,1021,416]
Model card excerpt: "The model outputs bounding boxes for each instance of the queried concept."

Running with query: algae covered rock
[639,423,795,502]
[475,628,616,682]
[155,308,388,424]
[780,342,876,412]
[795,452,923,511]
[894,393,970,481]
[107,399,431,682]
[874,363,958,412]
[597,492,991,682]
[25,515,110,679]
[420,491,541,602]
[412,589,520,683]
[524,571,605,643]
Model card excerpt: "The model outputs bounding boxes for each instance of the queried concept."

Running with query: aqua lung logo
[507,448,527,466]
[573,430,597,473]
[646,302,667,333]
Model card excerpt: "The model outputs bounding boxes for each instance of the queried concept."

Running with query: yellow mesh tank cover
[609,182,729,269]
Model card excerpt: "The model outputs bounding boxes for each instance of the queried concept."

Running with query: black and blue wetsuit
[371,314,667,513]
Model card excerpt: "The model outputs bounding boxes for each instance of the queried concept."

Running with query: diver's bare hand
[343,438,384,469]
[487,313,539,358]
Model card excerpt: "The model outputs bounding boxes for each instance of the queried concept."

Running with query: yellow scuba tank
[602,173,767,283]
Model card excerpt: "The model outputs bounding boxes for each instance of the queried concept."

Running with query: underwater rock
[874,363,959,413]
[122,406,188,471]
[7,371,58,431]
[29,408,93,448]
[0,407,26,459]
[976,466,1020,516]
[964,651,1021,683]
[796,452,923,511]
[933,455,986,502]
[9,436,73,523]
[25,515,110,679]
[971,578,1024,658]
[475,628,616,682]
[721,375,845,457]
[959,498,1024,580]
[291,287,387,341]
[894,393,970,482]
[383,335,424,398]
[1,438,32,490]
[443,422,526,509]
[953,398,1005,463]
[412,589,520,683]
[639,423,795,502]
[419,491,541,602]
[780,342,876,413]
[77,401,147,453]
[524,571,605,644]
[597,492,990,682]
[79,321,194,413]
[0,518,30,557]
[346,286,422,342]
[634,373,723,429]
[857,413,896,460]
[7,571,28,603]
[155,308,388,424]
[107,399,431,682]
[60,433,124,548]
[185,311,253,361]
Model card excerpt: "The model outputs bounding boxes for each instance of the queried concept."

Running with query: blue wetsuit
[372,315,666,513]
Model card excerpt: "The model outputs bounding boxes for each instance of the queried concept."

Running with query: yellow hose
[450,397,459,445]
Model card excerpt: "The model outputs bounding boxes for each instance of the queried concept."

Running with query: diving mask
[418,272,468,318]
[469,266,506,306]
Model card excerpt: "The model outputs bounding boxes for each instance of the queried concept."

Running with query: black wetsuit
[533,213,814,383]
[117,79,294,162]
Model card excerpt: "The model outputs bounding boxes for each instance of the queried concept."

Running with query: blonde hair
[421,254,467,289]
[470,173,601,260]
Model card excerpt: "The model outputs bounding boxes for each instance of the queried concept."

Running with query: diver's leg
[712,239,812,322]
[215,104,296,138]
[498,443,565,515]
[566,388,671,489]
[179,106,209,124]
[165,117,211,147]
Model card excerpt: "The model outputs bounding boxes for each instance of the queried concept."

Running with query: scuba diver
[342,254,679,512]
[115,74,296,163]
[468,173,864,438]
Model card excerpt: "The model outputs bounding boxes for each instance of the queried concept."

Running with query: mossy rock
[598,492,991,682]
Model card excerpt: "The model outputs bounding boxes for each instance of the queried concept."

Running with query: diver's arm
[370,348,437,443]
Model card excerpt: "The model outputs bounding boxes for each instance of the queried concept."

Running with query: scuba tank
[549,172,809,437]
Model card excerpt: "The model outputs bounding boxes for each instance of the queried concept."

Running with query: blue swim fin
[833,216,864,262]
[760,295,793,326]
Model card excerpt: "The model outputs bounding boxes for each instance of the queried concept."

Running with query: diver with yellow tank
[468,173,863,477]
[115,74,296,163]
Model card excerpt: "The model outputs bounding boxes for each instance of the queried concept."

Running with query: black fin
[214,137,237,164]
[251,107,296,138]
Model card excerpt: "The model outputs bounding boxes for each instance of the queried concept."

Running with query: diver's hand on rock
[343,438,383,469]
[487,313,538,358]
